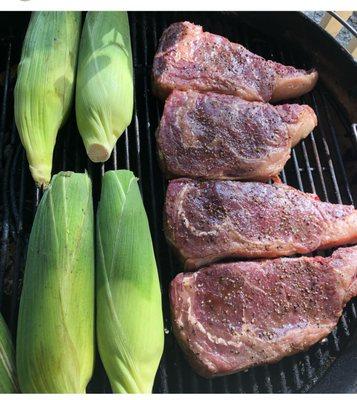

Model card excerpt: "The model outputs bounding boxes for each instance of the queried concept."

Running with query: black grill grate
[0,11,356,394]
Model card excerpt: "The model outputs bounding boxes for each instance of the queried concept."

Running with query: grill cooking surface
[0,11,356,393]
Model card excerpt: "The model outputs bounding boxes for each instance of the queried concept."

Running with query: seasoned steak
[170,245,357,378]
[165,179,357,269]
[153,22,318,101]
[157,90,317,180]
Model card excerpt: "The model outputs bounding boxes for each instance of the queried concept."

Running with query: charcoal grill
[0,11,356,394]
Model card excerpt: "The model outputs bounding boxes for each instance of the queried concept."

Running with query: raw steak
[153,22,318,101]
[170,245,357,377]
[157,90,317,180]
[165,179,357,269]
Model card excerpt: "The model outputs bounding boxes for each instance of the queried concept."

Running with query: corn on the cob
[76,12,133,163]
[14,12,81,187]
[96,170,164,393]
[0,314,18,393]
[16,172,94,393]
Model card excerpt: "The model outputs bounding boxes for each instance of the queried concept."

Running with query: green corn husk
[16,172,94,393]
[96,170,164,393]
[76,12,134,163]
[0,314,18,393]
[14,12,81,187]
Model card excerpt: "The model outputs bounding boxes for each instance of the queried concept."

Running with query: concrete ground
[305,11,356,51]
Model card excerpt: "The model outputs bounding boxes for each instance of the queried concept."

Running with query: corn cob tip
[29,164,51,189]
[87,143,111,163]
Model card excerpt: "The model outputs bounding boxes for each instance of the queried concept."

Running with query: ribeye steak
[157,90,317,180]
[170,245,357,377]
[153,22,318,101]
[165,179,357,269]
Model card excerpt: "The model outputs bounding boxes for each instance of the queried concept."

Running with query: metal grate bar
[130,17,143,187]
[0,41,12,167]
[247,365,259,393]
[9,148,27,333]
[308,92,342,203]
[0,138,14,308]
[300,141,317,194]
[280,168,287,184]
[123,129,130,170]
[277,364,288,393]
[291,148,304,191]
[262,365,274,393]
[9,134,22,230]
